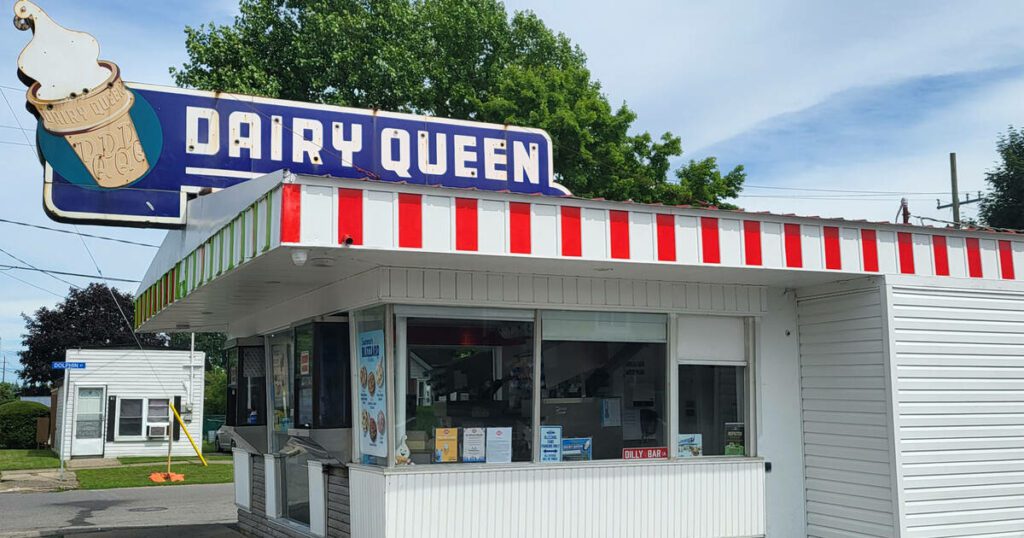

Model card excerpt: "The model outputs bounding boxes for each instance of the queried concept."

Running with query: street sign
[51,361,85,369]
[14,3,568,228]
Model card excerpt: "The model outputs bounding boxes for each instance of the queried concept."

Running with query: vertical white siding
[890,285,1024,538]
[798,286,898,538]
[60,349,205,460]
[350,460,765,538]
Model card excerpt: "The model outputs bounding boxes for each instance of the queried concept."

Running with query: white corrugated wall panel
[676,215,699,264]
[797,285,898,538]
[478,199,505,254]
[979,239,999,279]
[422,195,452,252]
[369,460,765,538]
[532,203,558,258]
[891,285,1024,538]
[719,218,743,266]
[762,222,784,269]
[629,211,655,262]
[581,208,608,260]
[350,467,388,538]
[840,227,861,272]
[363,190,395,248]
[947,236,968,278]
[878,231,898,274]
[300,185,334,245]
[802,225,823,271]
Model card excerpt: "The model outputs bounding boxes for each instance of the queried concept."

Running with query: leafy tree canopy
[19,283,166,387]
[0,382,17,406]
[170,332,228,370]
[173,0,744,206]
[980,126,1024,230]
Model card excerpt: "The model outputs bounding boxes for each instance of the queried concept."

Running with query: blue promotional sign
[539,425,563,463]
[37,83,567,227]
[51,361,85,369]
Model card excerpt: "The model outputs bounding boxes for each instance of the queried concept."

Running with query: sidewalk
[1,523,243,538]
[0,469,77,493]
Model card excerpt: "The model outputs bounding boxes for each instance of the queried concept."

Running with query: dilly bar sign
[14,0,567,227]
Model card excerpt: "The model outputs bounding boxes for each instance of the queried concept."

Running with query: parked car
[215,425,235,452]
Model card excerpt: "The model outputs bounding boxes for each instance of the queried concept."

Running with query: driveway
[0,483,237,537]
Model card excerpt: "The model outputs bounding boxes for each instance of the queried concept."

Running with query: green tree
[980,126,1024,230]
[172,0,744,206]
[170,333,227,370]
[204,367,227,416]
[0,382,17,406]
[19,284,167,388]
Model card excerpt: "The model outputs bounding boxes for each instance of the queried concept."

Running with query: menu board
[358,330,387,457]
[486,427,512,464]
[561,437,592,461]
[540,426,562,463]
[435,428,459,462]
[463,428,486,463]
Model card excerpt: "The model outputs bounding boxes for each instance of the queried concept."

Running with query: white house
[53,348,205,462]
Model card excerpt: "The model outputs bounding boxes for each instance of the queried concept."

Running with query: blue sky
[2,0,1023,379]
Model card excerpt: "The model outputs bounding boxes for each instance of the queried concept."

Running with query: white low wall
[351,459,766,538]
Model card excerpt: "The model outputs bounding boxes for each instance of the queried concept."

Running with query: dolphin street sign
[14,1,567,228]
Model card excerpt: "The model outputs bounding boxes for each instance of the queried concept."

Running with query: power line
[0,269,65,299]
[0,218,159,247]
[743,184,954,195]
[0,246,80,289]
[0,264,139,283]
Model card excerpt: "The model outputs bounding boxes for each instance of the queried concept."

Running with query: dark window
[677,365,746,456]
[118,398,143,436]
[541,341,667,460]
[315,323,351,429]
[236,346,267,426]
[294,325,314,428]
[226,348,238,427]
[403,318,534,464]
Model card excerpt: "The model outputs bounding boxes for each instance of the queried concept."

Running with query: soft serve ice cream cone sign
[14,2,566,228]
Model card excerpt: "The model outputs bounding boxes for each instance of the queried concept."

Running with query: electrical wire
[0,218,159,248]
[0,264,139,283]
[0,269,65,299]
[0,246,80,290]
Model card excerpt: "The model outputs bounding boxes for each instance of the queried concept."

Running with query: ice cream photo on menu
[14,0,152,188]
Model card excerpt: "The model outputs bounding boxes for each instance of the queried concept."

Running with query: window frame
[114,396,172,441]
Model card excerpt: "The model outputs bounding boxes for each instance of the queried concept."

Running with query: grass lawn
[0,449,59,474]
[118,453,232,465]
[75,462,233,490]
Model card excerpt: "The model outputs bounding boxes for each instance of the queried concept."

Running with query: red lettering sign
[622,447,668,460]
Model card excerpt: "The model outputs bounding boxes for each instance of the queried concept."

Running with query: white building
[133,171,1024,538]
[53,348,205,462]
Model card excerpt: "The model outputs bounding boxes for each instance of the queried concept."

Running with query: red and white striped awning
[136,173,1023,330]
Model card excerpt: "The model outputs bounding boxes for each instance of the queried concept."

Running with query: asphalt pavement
[0,483,238,537]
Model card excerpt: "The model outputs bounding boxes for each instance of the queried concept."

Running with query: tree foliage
[980,126,1024,230]
[0,382,17,406]
[204,367,228,417]
[19,284,166,388]
[173,0,744,206]
[170,332,228,370]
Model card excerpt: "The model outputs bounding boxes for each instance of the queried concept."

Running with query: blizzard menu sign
[14,2,566,227]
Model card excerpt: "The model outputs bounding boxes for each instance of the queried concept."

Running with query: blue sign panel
[51,361,86,369]
[38,84,567,227]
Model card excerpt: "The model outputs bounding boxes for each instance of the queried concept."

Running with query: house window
[675,315,750,457]
[147,399,170,425]
[540,311,668,461]
[118,399,143,437]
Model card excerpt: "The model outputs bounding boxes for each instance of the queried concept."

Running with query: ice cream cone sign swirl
[14,0,109,101]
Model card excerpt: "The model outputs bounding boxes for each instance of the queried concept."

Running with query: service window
[540,312,668,461]
[676,316,750,457]
[268,332,294,451]
[117,399,143,437]
[294,324,315,429]
[315,322,350,429]
[226,347,238,427]
[397,312,534,464]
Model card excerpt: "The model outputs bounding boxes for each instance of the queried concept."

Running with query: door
[71,387,104,457]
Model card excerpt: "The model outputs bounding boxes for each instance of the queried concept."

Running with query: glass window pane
[147,399,169,422]
[226,348,238,426]
[677,365,746,456]
[295,325,314,428]
[402,318,534,464]
[354,306,387,466]
[316,323,350,429]
[541,340,667,461]
[238,346,266,426]
[269,332,294,451]
[119,399,143,436]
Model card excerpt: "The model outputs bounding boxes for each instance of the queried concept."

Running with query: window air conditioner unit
[147,424,169,438]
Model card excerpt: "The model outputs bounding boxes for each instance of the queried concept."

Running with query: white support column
[233,448,251,510]
[264,454,281,518]
[308,460,329,537]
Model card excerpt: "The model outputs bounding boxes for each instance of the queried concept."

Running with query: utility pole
[936,152,982,227]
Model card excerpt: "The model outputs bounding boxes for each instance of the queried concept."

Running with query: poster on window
[358,329,387,458]
[561,437,592,461]
[724,423,745,456]
[435,428,459,462]
[678,433,703,457]
[463,428,486,463]
[540,426,562,463]
[486,427,512,464]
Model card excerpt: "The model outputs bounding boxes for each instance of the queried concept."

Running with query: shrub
[0,400,49,449]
